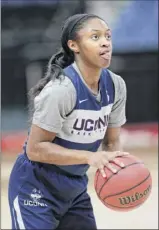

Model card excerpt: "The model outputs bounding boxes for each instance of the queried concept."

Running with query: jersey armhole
[64,75,78,117]
[107,69,116,104]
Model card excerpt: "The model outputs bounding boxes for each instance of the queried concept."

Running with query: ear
[67,40,80,53]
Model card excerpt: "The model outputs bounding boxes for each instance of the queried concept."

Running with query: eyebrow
[91,29,111,32]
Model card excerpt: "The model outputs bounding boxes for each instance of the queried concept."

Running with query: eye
[106,34,112,40]
[91,34,99,41]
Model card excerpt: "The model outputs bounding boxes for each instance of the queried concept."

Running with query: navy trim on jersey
[53,136,102,151]
[63,65,115,111]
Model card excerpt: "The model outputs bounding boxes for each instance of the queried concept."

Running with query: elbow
[26,145,37,161]
[26,150,35,161]
[103,138,121,151]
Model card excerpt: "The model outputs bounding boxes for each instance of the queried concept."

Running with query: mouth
[99,50,111,60]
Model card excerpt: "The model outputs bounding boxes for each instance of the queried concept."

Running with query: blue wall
[112,0,158,52]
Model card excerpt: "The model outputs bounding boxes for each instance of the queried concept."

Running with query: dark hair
[29,14,103,99]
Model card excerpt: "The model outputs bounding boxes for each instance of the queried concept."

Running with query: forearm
[102,138,123,152]
[27,141,90,165]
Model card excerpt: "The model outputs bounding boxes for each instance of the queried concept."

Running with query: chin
[92,59,111,69]
[100,60,111,69]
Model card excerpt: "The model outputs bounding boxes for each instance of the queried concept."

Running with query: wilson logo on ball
[118,185,151,205]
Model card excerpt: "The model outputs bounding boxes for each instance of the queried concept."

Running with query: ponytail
[29,13,101,100]
[29,48,74,99]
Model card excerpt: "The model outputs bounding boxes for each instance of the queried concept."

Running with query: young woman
[8,14,128,229]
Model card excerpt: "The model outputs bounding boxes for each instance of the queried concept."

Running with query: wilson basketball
[94,154,152,211]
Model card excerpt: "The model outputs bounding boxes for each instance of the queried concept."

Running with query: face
[68,18,112,69]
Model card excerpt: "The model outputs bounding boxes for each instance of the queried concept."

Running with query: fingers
[106,162,117,173]
[97,151,130,178]
[112,151,129,167]
[113,158,125,168]
[104,151,129,170]
[99,161,117,178]
[115,151,129,157]
[99,164,117,178]
[99,166,106,178]
[107,151,128,161]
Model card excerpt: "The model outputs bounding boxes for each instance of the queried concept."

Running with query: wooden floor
[1,149,158,229]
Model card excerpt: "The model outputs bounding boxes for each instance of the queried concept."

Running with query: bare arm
[27,124,128,178]
[26,124,90,165]
[102,127,123,152]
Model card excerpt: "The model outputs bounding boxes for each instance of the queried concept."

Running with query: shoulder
[35,76,76,104]
[107,69,126,94]
[107,69,127,102]
[107,69,126,88]
[33,76,77,122]
[44,76,75,93]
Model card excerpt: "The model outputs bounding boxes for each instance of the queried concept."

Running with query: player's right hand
[87,151,129,178]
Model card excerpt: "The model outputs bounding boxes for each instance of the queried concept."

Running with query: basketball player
[8,14,128,229]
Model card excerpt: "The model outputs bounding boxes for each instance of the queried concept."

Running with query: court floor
[1,150,158,229]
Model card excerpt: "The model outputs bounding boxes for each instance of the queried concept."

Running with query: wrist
[79,150,92,164]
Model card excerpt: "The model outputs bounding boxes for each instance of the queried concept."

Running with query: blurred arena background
[1,0,158,229]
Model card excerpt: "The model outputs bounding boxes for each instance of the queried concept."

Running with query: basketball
[94,154,152,211]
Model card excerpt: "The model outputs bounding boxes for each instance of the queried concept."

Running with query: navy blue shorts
[8,154,97,229]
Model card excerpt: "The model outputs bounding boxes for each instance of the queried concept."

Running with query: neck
[75,59,102,93]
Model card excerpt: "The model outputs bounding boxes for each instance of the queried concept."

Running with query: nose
[100,37,110,47]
